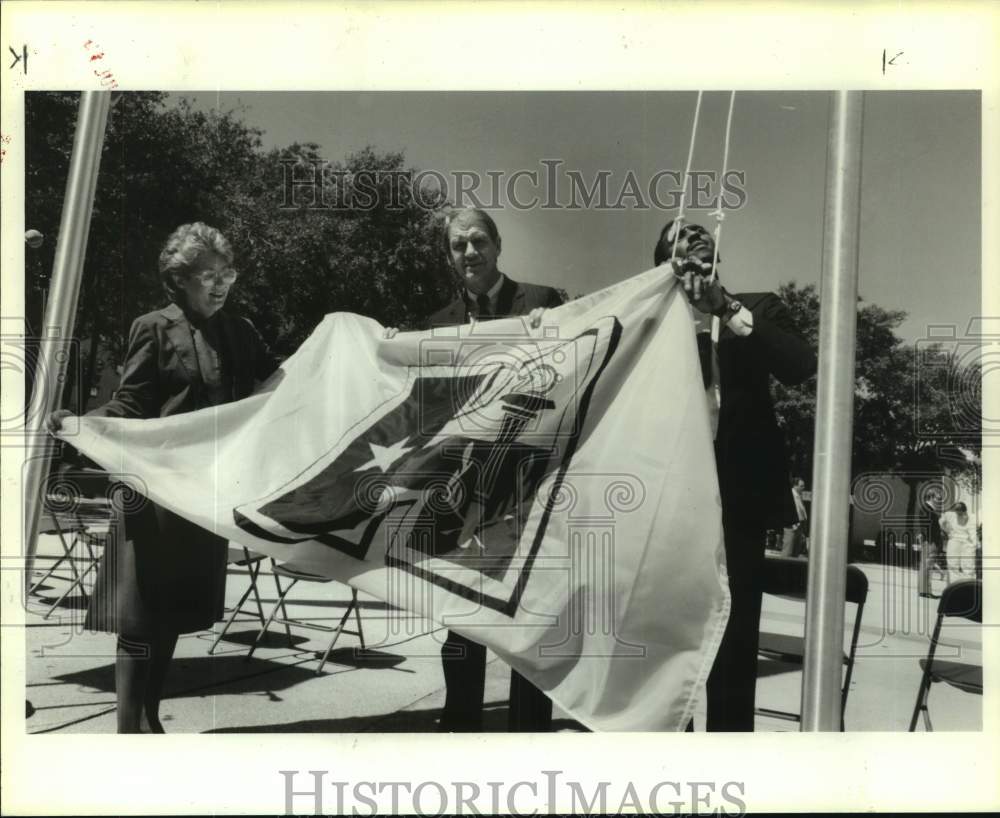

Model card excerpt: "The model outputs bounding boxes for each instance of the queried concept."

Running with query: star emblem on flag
[234,317,620,613]
[355,437,413,472]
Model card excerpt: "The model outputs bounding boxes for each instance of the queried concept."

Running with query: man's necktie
[475,294,493,320]
[696,331,714,389]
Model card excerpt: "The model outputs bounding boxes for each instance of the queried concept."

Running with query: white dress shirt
[466,273,507,318]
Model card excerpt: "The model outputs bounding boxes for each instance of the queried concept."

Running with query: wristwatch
[713,294,742,320]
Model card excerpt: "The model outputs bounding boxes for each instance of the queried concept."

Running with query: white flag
[67,264,728,731]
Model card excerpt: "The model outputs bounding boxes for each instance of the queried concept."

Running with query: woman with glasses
[48,222,279,732]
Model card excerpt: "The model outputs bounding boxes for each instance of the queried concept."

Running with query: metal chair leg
[210,580,258,654]
[67,532,101,608]
[31,523,82,596]
[246,578,298,662]
[244,551,267,627]
[29,550,74,595]
[352,589,366,650]
[209,554,268,654]
[316,596,359,675]
[271,562,295,648]
[29,557,64,595]
[42,551,97,620]
[909,674,932,731]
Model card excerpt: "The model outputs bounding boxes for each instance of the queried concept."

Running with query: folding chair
[30,467,113,597]
[908,579,982,731]
[755,556,869,730]
[31,506,86,597]
[245,562,366,675]
[207,545,269,654]
[31,495,114,618]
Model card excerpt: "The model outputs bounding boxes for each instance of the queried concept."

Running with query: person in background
[917,487,945,597]
[781,476,809,558]
[939,501,978,583]
[655,218,817,731]
[48,222,279,732]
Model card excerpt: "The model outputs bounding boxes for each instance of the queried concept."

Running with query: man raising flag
[62,230,730,732]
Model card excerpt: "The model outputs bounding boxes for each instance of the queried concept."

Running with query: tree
[771,282,981,490]
[218,143,450,353]
[25,92,451,400]
[26,92,266,402]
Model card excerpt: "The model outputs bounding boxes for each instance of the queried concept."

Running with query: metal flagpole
[22,90,113,595]
[800,91,865,730]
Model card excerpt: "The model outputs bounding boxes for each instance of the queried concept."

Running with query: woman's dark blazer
[85,302,280,635]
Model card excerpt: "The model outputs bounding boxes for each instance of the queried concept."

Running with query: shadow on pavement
[316,647,412,672]
[247,597,398,611]
[205,706,446,733]
[31,593,90,612]
[49,644,415,701]
[204,627,311,649]
[51,655,328,696]
[755,657,801,679]
[204,699,590,734]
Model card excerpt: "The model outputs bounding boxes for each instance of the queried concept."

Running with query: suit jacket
[83,303,280,634]
[425,274,564,327]
[715,291,816,530]
[922,501,943,547]
[426,273,563,722]
[91,302,280,420]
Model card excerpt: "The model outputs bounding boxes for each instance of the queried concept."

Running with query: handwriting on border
[83,40,118,89]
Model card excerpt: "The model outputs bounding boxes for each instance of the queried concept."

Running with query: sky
[180,91,981,345]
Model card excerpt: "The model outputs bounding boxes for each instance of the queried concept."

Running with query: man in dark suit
[917,486,945,596]
[782,476,810,558]
[426,207,563,732]
[655,219,816,731]
[427,210,563,327]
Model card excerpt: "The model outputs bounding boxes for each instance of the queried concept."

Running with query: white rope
[707,91,737,283]
[670,91,738,287]
[670,91,703,264]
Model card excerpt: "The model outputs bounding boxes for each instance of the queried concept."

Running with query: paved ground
[23,534,982,734]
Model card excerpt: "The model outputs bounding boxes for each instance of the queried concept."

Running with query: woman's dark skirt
[85,498,228,636]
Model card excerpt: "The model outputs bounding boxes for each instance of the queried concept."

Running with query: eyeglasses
[193,268,239,286]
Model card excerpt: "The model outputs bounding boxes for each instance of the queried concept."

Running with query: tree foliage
[220,143,450,351]
[772,282,981,488]
[25,93,983,491]
[25,92,451,392]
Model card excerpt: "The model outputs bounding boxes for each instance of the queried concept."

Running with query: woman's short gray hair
[158,222,234,301]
